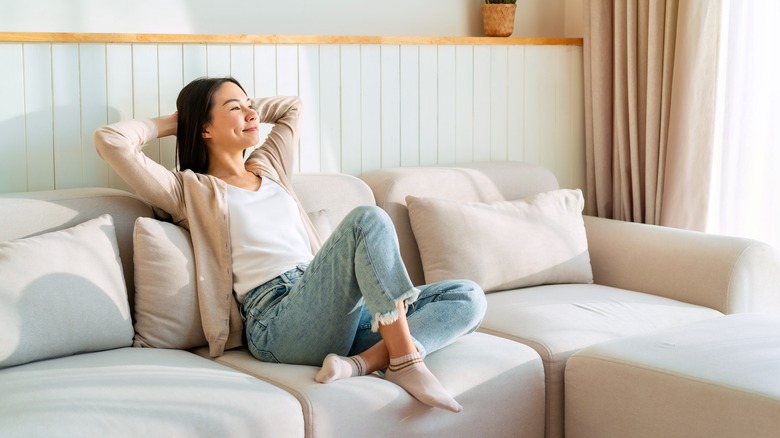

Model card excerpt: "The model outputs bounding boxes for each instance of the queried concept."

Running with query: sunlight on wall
[0,0,583,37]
[0,0,195,33]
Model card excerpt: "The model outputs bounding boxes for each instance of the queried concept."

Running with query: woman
[94,77,486,412]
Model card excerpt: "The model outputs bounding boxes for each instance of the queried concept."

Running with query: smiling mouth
[243,127,259,132]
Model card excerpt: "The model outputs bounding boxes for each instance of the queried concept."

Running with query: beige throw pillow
[132,210,332,349]
[406,189,593,292]
[0,214,133,369]
[132,217,206,349]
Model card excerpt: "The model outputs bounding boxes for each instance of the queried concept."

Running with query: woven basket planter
[482,4,517,37]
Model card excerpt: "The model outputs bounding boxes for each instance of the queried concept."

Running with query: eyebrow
[222,98,252,106]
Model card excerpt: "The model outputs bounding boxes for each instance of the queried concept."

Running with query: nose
[246,107,257,121]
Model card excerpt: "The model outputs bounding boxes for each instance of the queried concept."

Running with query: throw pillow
[0,214,133,369]
[132,217,205,349]
[131,210,333,349]
[406,189,593,293]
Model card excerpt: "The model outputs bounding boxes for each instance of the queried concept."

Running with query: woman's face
[201,82,259,153]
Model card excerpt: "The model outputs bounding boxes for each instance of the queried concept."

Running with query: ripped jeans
[240,206,487,366]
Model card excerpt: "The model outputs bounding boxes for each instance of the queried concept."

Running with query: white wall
[0,0,583,38]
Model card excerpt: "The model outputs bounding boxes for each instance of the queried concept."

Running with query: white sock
[384,352,462,413]
[315,353,367,383]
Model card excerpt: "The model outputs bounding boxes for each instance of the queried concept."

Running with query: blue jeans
[241,206,487,366]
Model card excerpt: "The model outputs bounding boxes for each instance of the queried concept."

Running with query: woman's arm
[244,96,303,177]
[94,115,185,218]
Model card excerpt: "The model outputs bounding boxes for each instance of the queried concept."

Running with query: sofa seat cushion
[0,348,304,438]
[195,332,546,438]
[478,283,724,438]
[565,313,780,438]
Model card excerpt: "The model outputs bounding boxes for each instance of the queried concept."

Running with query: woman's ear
[201,128,212,139]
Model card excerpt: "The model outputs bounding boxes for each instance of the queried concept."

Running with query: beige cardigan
[94,96,322,357]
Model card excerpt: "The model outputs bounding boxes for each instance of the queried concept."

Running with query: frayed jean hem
[370,286,421,332]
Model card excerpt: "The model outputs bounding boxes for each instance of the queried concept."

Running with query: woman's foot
[383,352,462,413]
[315,353,367,383]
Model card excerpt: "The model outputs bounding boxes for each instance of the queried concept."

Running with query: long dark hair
[175,77,246,173]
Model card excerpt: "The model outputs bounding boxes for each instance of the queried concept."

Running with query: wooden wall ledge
[0,32,582,46]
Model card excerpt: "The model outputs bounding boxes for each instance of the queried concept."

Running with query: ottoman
[564,314,780,438]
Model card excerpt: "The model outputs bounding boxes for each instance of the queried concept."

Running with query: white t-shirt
[227,178,313,302]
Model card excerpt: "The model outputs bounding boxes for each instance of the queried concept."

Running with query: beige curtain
[583,0,722,230]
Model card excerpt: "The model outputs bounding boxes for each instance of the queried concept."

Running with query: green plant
[485,0,517,4]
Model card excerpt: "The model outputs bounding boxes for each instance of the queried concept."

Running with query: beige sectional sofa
[2,161,778,437]
[360,161,780,438]
[0,173,543,438]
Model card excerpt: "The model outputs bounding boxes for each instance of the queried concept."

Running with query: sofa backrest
[0,188,154,309]
[360,161,560,286]
[0,173,376,310]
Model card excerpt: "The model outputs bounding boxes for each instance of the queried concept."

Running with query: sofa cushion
[406,189,593,292]
[196,332,545,437]
[0,347,305,437]
[132,211,333,349]
[132,217,206,349]
[565,314,780,438]
[0,214,133,369]
[478,283,725,438]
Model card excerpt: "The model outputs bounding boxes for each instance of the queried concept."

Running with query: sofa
[0,172,544,438]
[2,161,778,438]
[359,161,780,438]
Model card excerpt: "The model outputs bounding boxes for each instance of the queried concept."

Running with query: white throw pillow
[0,214,133,369]
[406,189,593,292]
[131,210,332,349]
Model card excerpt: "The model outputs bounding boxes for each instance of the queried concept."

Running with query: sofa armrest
[583,215,780,314]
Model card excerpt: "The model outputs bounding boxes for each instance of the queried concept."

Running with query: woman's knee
[345,205,393,232]
[432,279,487,320]
[350,205,388,222]
[461,279,487,316]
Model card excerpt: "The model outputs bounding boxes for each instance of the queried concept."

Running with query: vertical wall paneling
[418,45,438,166]
[360,45,381,173]
[399,45,419,167]
[79,43,109,187]
[507,45,526,162]
[1,40,585,194]
[472,46,491,162]
[437,45,457,165]
[253,44,277,156]
[105,43,133,191]
[22,43,55,191]
[569,46,586,191]
[276,45,299,96]
[455,45,474,163]
[0,44,26,193]
[206,44,231,78]
[253,45,276,97]
[380,45,401,168]
[553,46,571,189]
[298,44,321,173]
[132,44,160,165]
[523,45,554,170]
[318,45,341,173]
[276,45,300,169]
[182,44,207,83]
[51,43,82,189]
[339,44,361,175]
[547,46,567,188]
[490,46,509,161]
[158,44,183,170]
[229,44,254,97]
